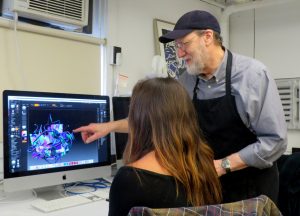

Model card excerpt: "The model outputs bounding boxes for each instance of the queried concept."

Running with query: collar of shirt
[198,49,228,84]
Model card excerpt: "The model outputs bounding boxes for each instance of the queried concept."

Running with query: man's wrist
[221,157,231,174]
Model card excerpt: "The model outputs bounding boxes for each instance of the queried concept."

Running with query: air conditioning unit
[2,0,89,30]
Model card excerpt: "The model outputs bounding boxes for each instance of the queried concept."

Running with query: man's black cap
[159,10,220,44]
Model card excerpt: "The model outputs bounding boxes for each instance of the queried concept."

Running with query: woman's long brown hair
[123,77,222,206]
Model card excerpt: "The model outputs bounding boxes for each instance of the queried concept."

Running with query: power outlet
[110,46,122,66]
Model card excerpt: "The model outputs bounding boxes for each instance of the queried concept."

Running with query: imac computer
[2,90,111,193]
[112,97,130,161]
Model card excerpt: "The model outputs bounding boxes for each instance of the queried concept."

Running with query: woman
[108,77,222,216]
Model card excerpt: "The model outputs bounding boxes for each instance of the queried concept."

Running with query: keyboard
[90,187,110,200]
[31,195,91,212]
[31,188,110,213]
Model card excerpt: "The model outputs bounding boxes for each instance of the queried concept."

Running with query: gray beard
[186,61,204,76]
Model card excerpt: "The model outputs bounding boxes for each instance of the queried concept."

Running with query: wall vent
[275,78,300,129]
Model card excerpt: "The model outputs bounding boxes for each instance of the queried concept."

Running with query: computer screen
[2,90,111,192]
[112,96,130,160]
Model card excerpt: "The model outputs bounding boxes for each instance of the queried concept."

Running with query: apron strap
[193,76,200,101]
[225,50,233,96]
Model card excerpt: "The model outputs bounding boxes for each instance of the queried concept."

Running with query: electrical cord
[113,67,119,96]
[63,178,111,196]
[13,11,27,90]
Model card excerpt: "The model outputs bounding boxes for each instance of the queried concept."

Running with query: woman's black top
[108,166,189,216]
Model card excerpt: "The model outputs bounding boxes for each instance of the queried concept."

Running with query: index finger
[73,126,88,133]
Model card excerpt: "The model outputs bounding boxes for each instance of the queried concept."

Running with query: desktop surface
[0,183,110,216]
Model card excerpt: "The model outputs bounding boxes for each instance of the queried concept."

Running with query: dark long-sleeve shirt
[108,166,189,216]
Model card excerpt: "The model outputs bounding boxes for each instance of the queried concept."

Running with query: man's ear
[204,30,214,46]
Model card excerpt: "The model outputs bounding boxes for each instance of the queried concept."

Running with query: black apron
[192,50,278,203]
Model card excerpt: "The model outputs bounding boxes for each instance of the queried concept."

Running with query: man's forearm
[113,118,129,133]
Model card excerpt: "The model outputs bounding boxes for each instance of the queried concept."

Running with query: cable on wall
[253,8,256,58]
[12,11,27,90]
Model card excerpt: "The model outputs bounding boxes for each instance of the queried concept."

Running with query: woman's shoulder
[115,165,172,179]
[113,166,136,180]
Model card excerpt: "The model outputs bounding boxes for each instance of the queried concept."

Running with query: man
[74,10,287,203]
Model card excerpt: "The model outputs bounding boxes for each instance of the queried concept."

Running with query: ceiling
[202,0,263,7]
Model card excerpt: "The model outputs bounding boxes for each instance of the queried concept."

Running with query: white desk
[0,189,109,216]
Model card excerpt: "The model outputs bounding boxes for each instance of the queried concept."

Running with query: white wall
[105,0,223,96]
[230,0,300,153]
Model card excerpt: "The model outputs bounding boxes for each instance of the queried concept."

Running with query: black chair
[277,152,300,216]
[128,195,282,216]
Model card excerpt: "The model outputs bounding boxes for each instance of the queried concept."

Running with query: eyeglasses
[174,36,197,51]
[174,30,209,51]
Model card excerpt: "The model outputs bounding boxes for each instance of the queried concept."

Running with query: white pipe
[221,0,295,48]
[223,0,295,17]
[199,0,226,9]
